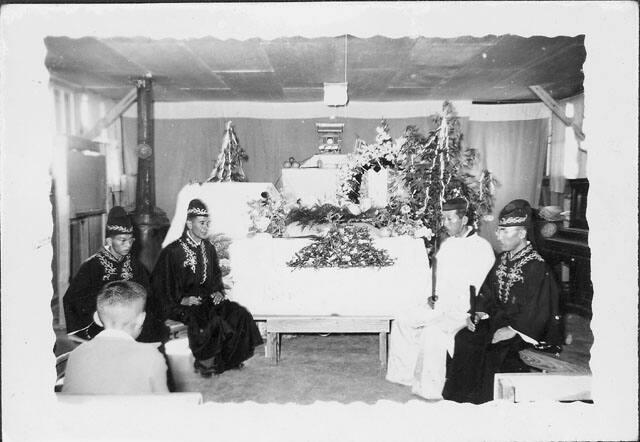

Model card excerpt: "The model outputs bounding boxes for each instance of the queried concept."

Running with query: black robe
[63,247,168,343]
[442,243,562,404]
[151,232,262,372]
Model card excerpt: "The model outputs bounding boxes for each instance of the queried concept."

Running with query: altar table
[227,235,431,371]
[228,236,432,317]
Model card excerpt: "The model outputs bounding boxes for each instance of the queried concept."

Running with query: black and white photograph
[1,2,637,441]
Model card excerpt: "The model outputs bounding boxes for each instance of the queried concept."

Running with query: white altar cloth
[300,154,349,168]
[228,236,431,317]
[163,182,278,246]
[280,168,341,204]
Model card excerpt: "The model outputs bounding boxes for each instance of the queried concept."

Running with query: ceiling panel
[45,37,145,79]
[216,71,284,100]
[282,87,324,102]
[409,36,494,67]
[167,88,237,102]
[347,68,398,100]
[262,37,343,86]
[102,38,227,89]
[185,38,273,72]
[346,36,415,70]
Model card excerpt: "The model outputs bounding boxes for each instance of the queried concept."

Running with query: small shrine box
[316,123,344,154]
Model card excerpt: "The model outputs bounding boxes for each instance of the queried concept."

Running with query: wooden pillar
[131,76,170,272]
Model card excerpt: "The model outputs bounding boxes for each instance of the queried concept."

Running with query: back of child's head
[97,281,147,333]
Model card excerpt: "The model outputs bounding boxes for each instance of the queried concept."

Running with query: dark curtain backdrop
[123,116,470,221]
[124,115,549,251]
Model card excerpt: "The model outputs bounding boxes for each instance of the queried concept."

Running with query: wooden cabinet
[538,229,592,318]
[538,179,592,318]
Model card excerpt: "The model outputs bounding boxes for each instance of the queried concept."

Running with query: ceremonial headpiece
[187,199,209,217]
[105,206,133,237]
[442,197,468,212]
[498,199,532,227]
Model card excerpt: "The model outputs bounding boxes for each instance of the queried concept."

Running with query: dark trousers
[186,300,263,374]
[443,321,529,404]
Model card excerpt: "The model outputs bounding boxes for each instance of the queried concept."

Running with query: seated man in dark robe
[442,199,562,404]
[63,206,168,343]
[151,199,263,377]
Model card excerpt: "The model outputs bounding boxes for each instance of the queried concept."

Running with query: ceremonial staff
[469,285,477,323]
[429,237,438,306]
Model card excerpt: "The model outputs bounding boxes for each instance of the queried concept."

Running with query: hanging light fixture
[324,35,349,106]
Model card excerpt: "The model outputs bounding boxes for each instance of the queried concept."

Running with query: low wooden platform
[494,373,592,402]
[261,315,393,374]
[494,348,592,402]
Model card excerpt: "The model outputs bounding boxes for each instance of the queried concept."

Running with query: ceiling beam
[84,88,137,140]
[529,84,585,141]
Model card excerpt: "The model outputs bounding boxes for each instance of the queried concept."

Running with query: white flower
[483,214,494,222]
[346,203,362,216]
[413,227,433,240]
[254,216,271,232]
[400,204,411,215]
[359,198,372,212]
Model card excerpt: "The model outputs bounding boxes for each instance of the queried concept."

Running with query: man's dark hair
[96,280,147,312]
[452,208,468,221]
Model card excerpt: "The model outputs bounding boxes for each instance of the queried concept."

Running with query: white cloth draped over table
[386,232,495,399]
[227,236,431,317]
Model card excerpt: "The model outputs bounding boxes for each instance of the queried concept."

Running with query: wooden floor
[558,313,593,371]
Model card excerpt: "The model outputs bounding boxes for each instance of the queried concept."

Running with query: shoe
[193,360,215,378]
[230,362,244,370]
[212,358,225,375]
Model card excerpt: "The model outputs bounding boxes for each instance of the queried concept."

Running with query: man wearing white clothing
[386,198,495,400]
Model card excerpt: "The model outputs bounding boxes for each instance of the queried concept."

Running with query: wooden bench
[165,319,188,339]
[259,315,393,374]
[493,349,592,402]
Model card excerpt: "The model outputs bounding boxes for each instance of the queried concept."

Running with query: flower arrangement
[369,201,433,239]
[337,120,404,203]
[286,224,395,269]
[209,233,233,290]
[285,199,377,228]
[335,102,497,248]
[247,191,287,237]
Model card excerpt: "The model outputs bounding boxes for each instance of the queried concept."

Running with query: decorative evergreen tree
[208,121,249,182]
[400,102,498,249]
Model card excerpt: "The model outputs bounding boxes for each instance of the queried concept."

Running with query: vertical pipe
[132,75,169,272]
[135,76,155,214]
